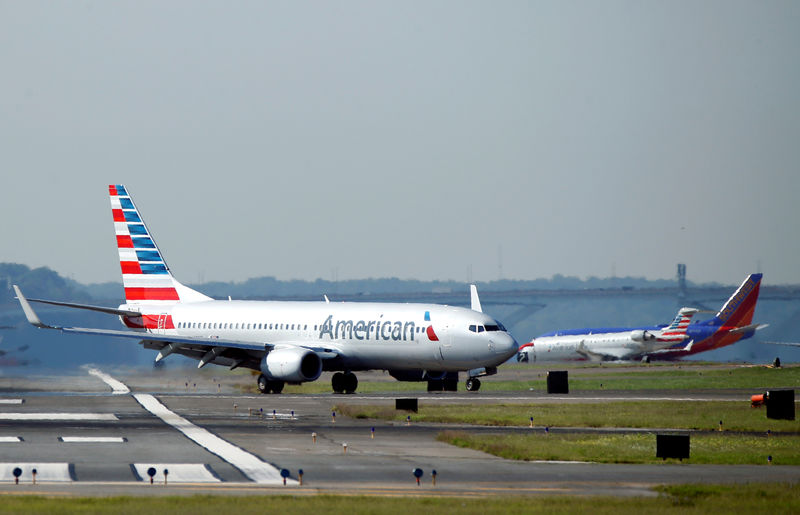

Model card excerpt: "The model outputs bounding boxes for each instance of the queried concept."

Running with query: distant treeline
[3,262,703,303]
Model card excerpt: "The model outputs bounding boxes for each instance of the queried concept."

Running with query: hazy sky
[2,1,799,286]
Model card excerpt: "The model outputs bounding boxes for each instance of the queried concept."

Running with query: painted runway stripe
[87,368,131,394]
[131,463,220,483]
[0,399,24,404]
[0,436,22,443]
[59,437,126,443]
[0,413,118,421]
[133,393,295,485]
[0,463,75,482]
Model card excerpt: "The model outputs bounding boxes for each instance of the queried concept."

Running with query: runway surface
[0,367,798,497]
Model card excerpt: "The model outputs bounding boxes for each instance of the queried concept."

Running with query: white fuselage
[518,330,671,363]
[124,300,518,372]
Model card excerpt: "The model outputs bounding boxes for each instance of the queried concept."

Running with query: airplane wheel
[465,378,481,392]
[344,372,358,394]
[257,374,268,394]
[331,372,346,394]
[270,381,285,394]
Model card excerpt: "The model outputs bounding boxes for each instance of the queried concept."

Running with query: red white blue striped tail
[658,307,697,342]
[109,185,210,305]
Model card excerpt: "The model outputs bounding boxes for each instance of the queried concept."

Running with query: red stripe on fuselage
[125,287,180,301]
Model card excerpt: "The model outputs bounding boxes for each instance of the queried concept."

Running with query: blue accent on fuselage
[424,311,430,321]
[539,325,664,337]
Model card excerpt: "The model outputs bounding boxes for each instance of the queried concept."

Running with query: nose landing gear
[465,377,481,392]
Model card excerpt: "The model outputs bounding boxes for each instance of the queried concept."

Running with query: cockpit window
[484,324,501,332]
[477,325,485,332]
[469,325,477,332]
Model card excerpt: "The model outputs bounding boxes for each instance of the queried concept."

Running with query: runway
[0,368,798,497]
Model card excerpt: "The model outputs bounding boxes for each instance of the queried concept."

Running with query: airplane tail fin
[109,185,211,305]
[658,307,698,341]
[712,273,762,327]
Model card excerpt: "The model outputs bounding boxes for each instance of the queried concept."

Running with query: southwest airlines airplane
[15,185,517,393]
[517,274,765,363]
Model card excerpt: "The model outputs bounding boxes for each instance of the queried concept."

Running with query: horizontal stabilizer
[761,341,800,348]
[730,323,769,334]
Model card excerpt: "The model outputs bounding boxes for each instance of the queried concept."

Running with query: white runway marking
[0,436,22,443]
[59,437,126,443]
[132,463,220,483]
[0,413,118,421]
[0,399,24,404]
[87,368,130,394]
[134,393,295,485]
[0,463,74,482]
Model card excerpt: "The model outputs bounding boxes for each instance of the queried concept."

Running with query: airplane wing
[647,340,694,355]
[761,341,800,347]
[575,341,617,362]
[14,285,339,370]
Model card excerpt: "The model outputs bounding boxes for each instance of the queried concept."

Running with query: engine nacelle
[260,347,322,383]
[630,330,656,343]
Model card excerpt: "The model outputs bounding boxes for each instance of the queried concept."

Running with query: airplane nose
[496,333,518,357]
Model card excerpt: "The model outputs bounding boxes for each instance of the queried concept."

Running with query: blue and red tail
[711,273,762,328]
[109,185,210,306]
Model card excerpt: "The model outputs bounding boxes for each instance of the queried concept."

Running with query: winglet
[470,284,482,313]
[13,285,50,329]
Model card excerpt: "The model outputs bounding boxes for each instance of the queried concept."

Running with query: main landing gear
[465,377,481,392]
[332,372,358,394]
[257,374,285,394]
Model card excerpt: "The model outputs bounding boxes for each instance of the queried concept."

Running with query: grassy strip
[0,487,798,514]
[334,401,800,432]
[498,364,800,391]
[237,365,800,394]
[437,430,800,465]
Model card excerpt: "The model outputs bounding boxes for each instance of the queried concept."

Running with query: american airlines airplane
[517,274,765,363]
[14,185,517,393]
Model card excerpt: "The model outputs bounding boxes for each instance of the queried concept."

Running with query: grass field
[237,364,800,394]
[437,430,800,465]
[480,363,800,392]
[334,400,800,433]
[0,485,798,514]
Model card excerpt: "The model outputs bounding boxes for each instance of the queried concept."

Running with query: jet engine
[260,347,322,383]
[630,330,656,343]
